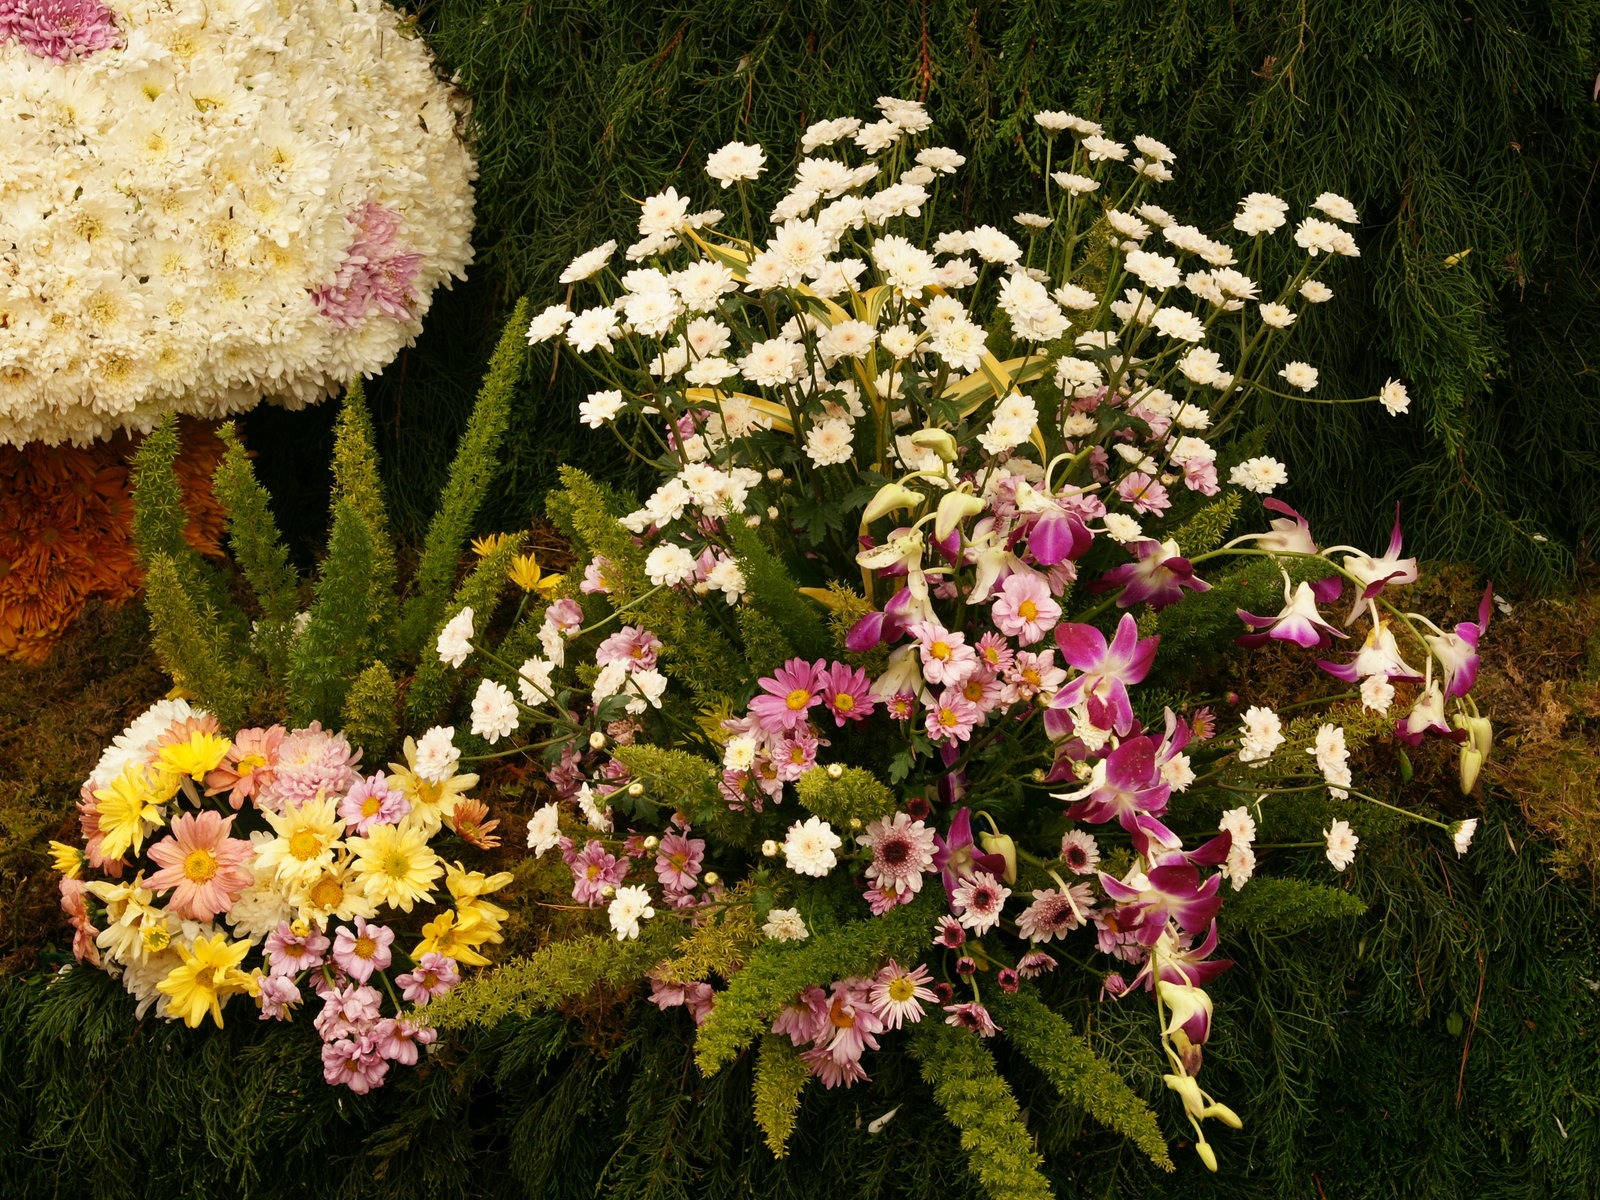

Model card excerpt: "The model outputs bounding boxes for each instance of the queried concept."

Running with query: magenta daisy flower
[943,1001,1001,1037]
[654,830,706,891]
[1017,949,1058,979]
[924,688,980,745]
[264,921,331,976]
[932,914,967,949]
[568,839,628,904]
[952,871,1011,934]
[747,657,826,735]
[1015,884,1096,942]
[820,661,877,725]
[1060,829,1101,875]
[858,812,937,897]
[338,770,411,834]
[992,571,1061,645]
[144,810,256,922]
[909,620,979,687]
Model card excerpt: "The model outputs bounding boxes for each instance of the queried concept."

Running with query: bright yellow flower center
[143,926,171,953]
[354,935,378,960]
[887,977,916,1003]
[963,679,985,703]
[1018,599,1038,621]
[183,848,219,883]
[938,706,959,728]
[833,692,855,712]
[235,753,267,778]
[289,830,322,860]
[361,796,382,818]
[930,640,952,661]
[785,688,812,711]
[585,864,602,881]
[1022,667,1041,686]
[309,878,344,909]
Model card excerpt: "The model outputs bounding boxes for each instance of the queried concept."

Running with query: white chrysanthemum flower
[1081,135,1128,162]
[413,726,460,784]
[800,116,862,152]
[1238,706,1284,763]
[804,418,856,467]
[436,607,475,669]
[1452,819,1479,857]
[1102,513,1143,543]
[1324,819,1359,871]
[559,241,617,284]
[0,0,474,447]
[567,306,621,354]
[917,146,966,172]
[644,544,699,587]
[608,885,656,940]
[470,680,520,745]
[1151,307,1206,343]
[1379,378,1411,415]
[1259,302,1297,329]
[1300,280,1335,303]
[638,187,690,237]
[783,816,842,877]
[517,657,556,706]
[526,804,562,856]
[738,337,804,387]
[1033,110,1075,131]
[705,140,766,186]
[1279,361,1320,391]
[1053,283,1098,311]
[1177,346,1226,387]
[1219,805,1257,846]
[1312,192,1360,223]
[526,304,573,344]
[1360,675,1396,713]
[1310,724,1352,799]
[762,907,810,941]
[579,389,626,429]
[1133,134,1176,163]
[1229,455,1289,494]
[1051,171,1100,194]
[1123,248,1181,290]
[1105,209,1152,241]
[1233,192,1288,236]
[1223,842,1257,890]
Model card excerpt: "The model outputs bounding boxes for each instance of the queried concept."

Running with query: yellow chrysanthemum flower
[87,877,168,965]
[156,731,233,782]
[508,552,564,599]
[256,793,346,887]
[446,862,514,937]
[413,908,493,967]
[289,855,378,926]
[48,840,84,879]
[92,764,169,860]
[350,822,442,912]
[471,532,513,558]
[387,738,478,836]
[155,933,256,1028]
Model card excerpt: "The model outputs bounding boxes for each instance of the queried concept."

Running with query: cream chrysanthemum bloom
[0,0,474,447]
[255,794,346,887]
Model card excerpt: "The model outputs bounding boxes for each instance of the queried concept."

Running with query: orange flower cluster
[0,420,228,662]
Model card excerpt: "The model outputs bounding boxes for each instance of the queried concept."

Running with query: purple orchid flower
[1236,578,1346,649]
[1089,539,1212,611]
[1395,682,1469,747]
[932,808,1008,900]
[1053,736,1172,833]
[1099,860,1224,945]
[1338,504,1419,623]
[1426,583,1493,698]
[845,586,920,653]
[1317,618,1423,684]
[1046,614,1160,737]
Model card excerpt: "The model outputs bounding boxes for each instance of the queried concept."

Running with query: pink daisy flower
[264,921,331,976]
[932,914,967,949]
[771,985,830,1046]
[943,1001,1001,1037]
[801,1044,870,1089]
[973,632,1015,675]
[204,724,284,809]
[338,770,411,834]
[868,961,937,1030]
[144,810,256,922]
[1060,829,1101,875]
[1015,885,1096,942]
[654,830,706,891]
[858,812,936,897]
[991,571,1061,645]
[331,917,396,983]
[909,621,979,687]
[569,840,628,905]
[396,952,460,1005]
[924,688,980,745]
[821,980,885,1064]
[1017,949,1059,979]
[748,658,826,735]
[820,661,877,725]
[595,625,663,671]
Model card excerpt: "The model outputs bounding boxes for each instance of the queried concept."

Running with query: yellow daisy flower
[508,552,564,599]
[92,764,168,860]
[156,730,234,782]
[413,908,493,967]
[446,862,514,937]
[349,822,442,912]
[155,932,256,1028]
[48,840,84,879]
[87,877,168,965]
[288,855,378,926]
[471,532,513,558]
[256,793,346,887]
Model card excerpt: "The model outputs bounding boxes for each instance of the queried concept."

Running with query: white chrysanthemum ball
[0,0,475,447]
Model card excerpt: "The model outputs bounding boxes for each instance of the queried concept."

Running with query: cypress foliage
[340,659,400,761]
[141,553,251,729]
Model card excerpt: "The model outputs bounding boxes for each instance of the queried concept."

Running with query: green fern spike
[793,765,899,827]
[396,298,532,658]
[725,520,831,660]
[404,532,526,726]
[286,501,377,727]
[210,424,301,686]
[909,1019,1056,1200]
[330,381,399,638]
[1170,490,1242,557]
[340,660,399,762]
[1221,876,1369,937]
[736,606,794,680]
[142,553,250,729]
[610,744,720,813]
[989,989,1175,1172]
[752,1034,810,1159]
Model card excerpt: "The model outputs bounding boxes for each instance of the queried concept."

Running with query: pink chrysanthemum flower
[595,625,663,671]
[820,661,876,725]
[568,839,628,905]
[314,982,382,1041]
[58,877,100,966]
[821,980,885,1064]
[943,1001,1001,1037]
[858,812,936,897]
[771,985,831,1046]
[1017,949,1058,978]
[338,770,411,835]
[992,571,1061,645]
[0,0,120,61]
[372,1017,438,1066]
[257,722,361,814]
[801,1044,871,1089]
[257,974,302,1021]
[144,810,256,921]
[932,914,967,949]
[332,916,396,983]
[396,952,461,1005]
[973,631,1014,675]
[205,725,284,809]
[748,657,826,735]
[909,620,979,687]
[868,961,937,1029]
[951,871,1011,934]
[924,688,980,745]
[313,204,423,328]
[264,921,331,976]
[321,1035,390,1093]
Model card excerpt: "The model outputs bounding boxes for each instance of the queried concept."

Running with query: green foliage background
[347,0,1599,589]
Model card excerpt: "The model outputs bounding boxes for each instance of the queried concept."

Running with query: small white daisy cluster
[0,0,475,446]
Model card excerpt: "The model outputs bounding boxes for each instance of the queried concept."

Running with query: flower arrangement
[0,418,225,661]
[409,98,1493,1188]
[0,0,474,447]
[54,696,512,1093]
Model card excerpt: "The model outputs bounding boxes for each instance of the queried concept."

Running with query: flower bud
[934,489,986,542]
[761,839,779,857]
[1196,1141,1218,1172]
[848,817,862,829]
[589,731,607,750]
[862,481,923,524]
[642,835,659,850]
[1458,745,1484,795]
[909,427,958,462]
[978,831,1017,884]
[702,872,719,886]
[826,763,844,780]
[1203,1102,1243,1130]
[601,884,616,898]
[627,781,645,797]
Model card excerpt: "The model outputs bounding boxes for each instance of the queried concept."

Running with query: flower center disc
[289,829,323,860]
[183,848,219,882]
